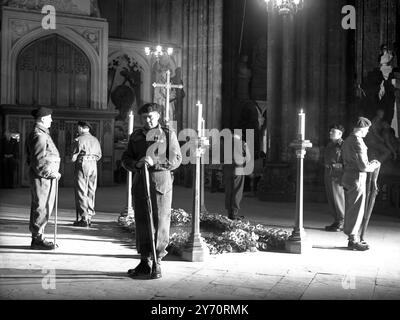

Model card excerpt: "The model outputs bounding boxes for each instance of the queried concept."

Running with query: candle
[128,110,134,135]
[196,100,203,134]
[298,109,305,140]
[201,119,205,137]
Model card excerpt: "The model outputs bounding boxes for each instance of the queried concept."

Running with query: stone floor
[0,185,399,300]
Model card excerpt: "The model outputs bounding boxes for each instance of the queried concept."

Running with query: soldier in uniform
[223,132,251,220]
[72,121,102,227]
[122,103,182,279]
[324,124,345,232]
[26,107,61,250]
[341,117,380,251]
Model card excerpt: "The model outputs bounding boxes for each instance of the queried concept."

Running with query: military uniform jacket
[121,125,182,193]
[324,139,344,180]
[26,123,60,179]
[71,132,102,163]
[342,134,374,173]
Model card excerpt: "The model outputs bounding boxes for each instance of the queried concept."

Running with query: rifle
[142,164,158,273]
[53,178,59,250]
[360,166,381,242]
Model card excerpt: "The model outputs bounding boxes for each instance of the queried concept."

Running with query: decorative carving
[17,49,35,71]
[108,54,143,121]
[8,117,20,133]
[82,29,99,53]
[6,0,91,16]
[16,34,90,107]
[104,120,112,134]
[11,20,29,37]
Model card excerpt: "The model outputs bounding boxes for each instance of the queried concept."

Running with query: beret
[330,124,345,133]
[77,120,92,129]
[31,107,52,118]
[138,103,161,115]
[355,117,372,128]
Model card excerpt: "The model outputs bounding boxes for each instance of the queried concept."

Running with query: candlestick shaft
[298,111,305,140]
[197,102,203,133]
[121,111,135,217]
[165,70,170,123]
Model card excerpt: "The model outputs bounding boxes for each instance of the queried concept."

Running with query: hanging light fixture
[144,45,173,58]
[264,0,304,15]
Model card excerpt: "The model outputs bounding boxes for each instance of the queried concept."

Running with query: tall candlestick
[128,110,134,135]
[196,101,203,133]
[298,109,305,140]
[120,110,135,217]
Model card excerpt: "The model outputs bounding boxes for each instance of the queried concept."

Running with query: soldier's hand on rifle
[143,156,154,167]
[50,172,61,180]
[136,156,154,169]
[371,160,381,169]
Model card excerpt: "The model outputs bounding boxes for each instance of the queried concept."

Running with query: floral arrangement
[118,215,136,234]
[117,209,290,255]
[170,208,191,226]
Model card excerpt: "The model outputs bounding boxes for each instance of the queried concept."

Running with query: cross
[152,70,184,125]
[182,100,210,262]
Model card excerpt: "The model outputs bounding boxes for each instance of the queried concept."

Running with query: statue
[152,55,181,124]
[378,44,396,123]
[364,109,396,163]
[358,44,397,124]
[251,37,267,100]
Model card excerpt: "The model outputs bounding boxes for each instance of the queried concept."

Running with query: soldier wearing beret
[341,117,380,251]
[71,121,102,227]
[324,124,345,232]
[122,103,182,279]
[26,107,61,250]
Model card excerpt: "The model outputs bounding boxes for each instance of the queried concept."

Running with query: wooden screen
[16,34,90,108]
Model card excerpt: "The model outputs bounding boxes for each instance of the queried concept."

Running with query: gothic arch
[8,28,102,108]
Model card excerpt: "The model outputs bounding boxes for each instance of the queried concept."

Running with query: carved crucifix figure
[152,70,184,126]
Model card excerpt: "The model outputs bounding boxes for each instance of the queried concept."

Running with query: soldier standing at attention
[72,121,102,227]
[324,124,345,232]
[341,117,380,251]
[122,103,182,279]
[26,107,61,250]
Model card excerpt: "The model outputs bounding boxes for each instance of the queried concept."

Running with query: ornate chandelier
[264,0,304,15]
[144,45,173,58]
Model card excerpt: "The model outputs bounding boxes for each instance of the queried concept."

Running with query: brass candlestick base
[285,138,312,254]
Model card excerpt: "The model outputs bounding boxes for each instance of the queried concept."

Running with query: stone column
[266,9,280,162]
[182,0,223,131]
[280,13,295,162]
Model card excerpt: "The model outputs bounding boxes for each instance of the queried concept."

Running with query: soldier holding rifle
[122,103,182,279]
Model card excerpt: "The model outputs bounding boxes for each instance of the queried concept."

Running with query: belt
[325,164,343,169]
[78,155,97,161]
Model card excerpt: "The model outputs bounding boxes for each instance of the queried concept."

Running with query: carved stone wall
[1,6,108,109]
[0,6,116,187]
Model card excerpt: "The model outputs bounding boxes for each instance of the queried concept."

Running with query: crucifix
[182,100,210,262]
[152,69,184,127]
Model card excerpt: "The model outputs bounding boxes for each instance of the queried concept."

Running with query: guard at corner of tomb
[121,102,182,279]
[26,107,61,250]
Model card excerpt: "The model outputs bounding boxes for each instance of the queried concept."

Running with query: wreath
[118,209,289,255]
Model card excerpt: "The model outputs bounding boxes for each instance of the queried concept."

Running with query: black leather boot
[325,222,343,232]
[31,235,55,250]
[127,258,152,277]
[73,218,91,228]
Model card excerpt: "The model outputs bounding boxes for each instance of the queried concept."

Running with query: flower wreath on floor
[118,209,290,255]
